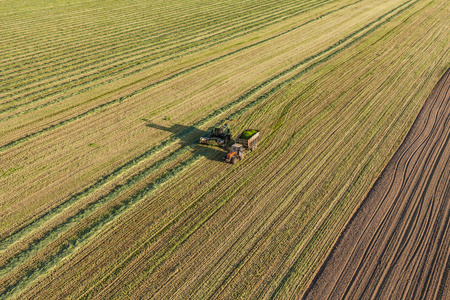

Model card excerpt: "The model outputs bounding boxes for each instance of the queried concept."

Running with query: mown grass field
[0,0,449,298]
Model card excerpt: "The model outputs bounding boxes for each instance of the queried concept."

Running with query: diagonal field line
[0,0,337,115]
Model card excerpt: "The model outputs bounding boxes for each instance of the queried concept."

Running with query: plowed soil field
[304,68,450,299]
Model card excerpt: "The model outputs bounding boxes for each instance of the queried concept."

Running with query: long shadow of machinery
[142,118,228,162]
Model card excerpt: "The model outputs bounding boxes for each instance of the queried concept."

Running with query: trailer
[224,129,260,164]
[234,129,260,151]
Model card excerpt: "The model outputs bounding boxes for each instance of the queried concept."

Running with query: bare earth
[304,68,450,300]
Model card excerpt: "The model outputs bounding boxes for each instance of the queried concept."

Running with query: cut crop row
[0,152,204,299]
[0,0,413,243]
[81,1,428,296]
[0,0,384,144]
[0,0,307,79]
[0,0,219,62]
[0,0,332,109]
[0,0,342,121]
[0,0,276,79]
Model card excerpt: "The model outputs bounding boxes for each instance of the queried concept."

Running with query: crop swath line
[0,154,204,299]
[0,0,229,65]
[0,0,361,138]
[0,0,212,50]
[0,0,334,111]
[0,0,254,52]
[0,142,197,277]
[0,0,286,90]
[1,2,267,101]
[0,1,416,296]
[0,0,313,87]
[0,129,201,249]
[79,161,255,300]
[0,0,324,112]
[0,1,138,33]
[0,0,334,121]
[0,0,294,62]
[0,2,268,99]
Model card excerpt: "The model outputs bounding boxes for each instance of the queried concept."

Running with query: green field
[0,0,449,298]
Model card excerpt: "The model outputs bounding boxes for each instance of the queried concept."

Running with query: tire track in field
[0,2,417,297]
[326,71,450,300]
[332,74,449,300]
[369,86,450,299]
[0,0,334,114]
[303,68,450,300]
[338,69,450,299]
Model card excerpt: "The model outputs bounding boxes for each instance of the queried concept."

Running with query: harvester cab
[199,123,231,147]
[224,143,245,164]
[212,124,229,136]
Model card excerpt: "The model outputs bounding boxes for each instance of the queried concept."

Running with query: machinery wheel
[231,157,237,164]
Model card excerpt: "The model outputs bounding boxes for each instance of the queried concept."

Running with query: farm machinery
[199,123,231,147]
[224,143,245,164]
[224,129,260,164]
[199,124,260,164]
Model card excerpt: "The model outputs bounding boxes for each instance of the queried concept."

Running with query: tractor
[224,143,245,164]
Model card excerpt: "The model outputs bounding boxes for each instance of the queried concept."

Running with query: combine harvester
[199,123,231,147]
[224,129,260,164]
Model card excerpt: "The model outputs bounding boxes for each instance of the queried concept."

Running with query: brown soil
[303,68,450,300]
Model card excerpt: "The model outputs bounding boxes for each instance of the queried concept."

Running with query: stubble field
[0,0,449,299]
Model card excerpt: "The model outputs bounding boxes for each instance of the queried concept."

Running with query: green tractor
[199,123,232,147]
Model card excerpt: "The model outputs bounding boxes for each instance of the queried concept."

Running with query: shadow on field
[142,119,228,163]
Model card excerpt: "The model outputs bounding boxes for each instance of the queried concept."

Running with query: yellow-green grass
[0,0,449,298]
